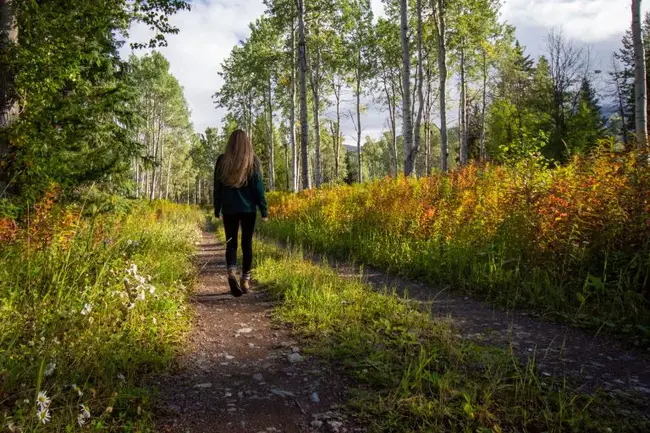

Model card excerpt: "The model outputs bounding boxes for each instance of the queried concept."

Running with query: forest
[0,0,649,432]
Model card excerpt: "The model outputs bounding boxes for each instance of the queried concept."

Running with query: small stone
[292,346,301,353]
[194,383,212,388]
[311,420,324,428]
[237,327,253,334]
[287,353,304,364]
[253,373,264,381]
[327,420,343,432]
[311,392,320,403]
[634,386,650,394]
[248,343,256,348]
[270,388,296,398]
[227,407,237,413]
[168,404,181,414]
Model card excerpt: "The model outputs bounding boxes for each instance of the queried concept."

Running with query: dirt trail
[153,231,359,433]
[331,261,650,397]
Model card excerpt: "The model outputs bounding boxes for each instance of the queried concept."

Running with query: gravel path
[153,232,360,433]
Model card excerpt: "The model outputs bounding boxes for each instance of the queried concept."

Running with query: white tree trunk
[459,47,468,166]
[400,0,414,175]
[356,57,362,183]
[633,0,647,147]
[267,81,276,190]
[410,0,424,176]
[297,0,311,190]
[290,20,298,192]
[433,0,448,172]
[479,50,488,160]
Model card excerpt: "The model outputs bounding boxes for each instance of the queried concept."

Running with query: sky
[120,0,646,143]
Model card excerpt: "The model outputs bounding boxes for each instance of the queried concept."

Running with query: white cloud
[120,0,267,134]
[501,0,648,43]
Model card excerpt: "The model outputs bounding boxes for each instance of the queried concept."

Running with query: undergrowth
[252,238,650,433]
[0,194,201,432]
[260,150,650,340]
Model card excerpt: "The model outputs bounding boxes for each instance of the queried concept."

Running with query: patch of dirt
[153,232,361,433]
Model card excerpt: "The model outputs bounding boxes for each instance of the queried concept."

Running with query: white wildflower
[117,373,125,382]
[44,362,56,377]
[80,303,92,316]
[136,291,145,301]
[35,408,50,424]
[71,384,83,397]
[127,263,138,276]
[148,285,156,294]
[152,317,157,325]
[36,391,50,409]
[128,303,135,310]
[77,414,86,427]
[80,404,91,420]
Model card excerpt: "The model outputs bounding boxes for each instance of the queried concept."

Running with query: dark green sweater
[213,155,268,218]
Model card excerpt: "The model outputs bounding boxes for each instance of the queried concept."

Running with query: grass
[0,198,201,432]
[249,236,650,433]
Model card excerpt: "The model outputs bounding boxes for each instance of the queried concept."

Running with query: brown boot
[240,273,251,294]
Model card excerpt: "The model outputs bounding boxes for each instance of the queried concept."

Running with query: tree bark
[459,46,468,166]
[479,50,488,160]
[309,27,322,187]
[297,0,311,189]
[333,78,342,180]
[355,53,362,183]
[267,81,276,190]
[290,19,298,192]
[0,0,18,196]
[633,0,647,147]
[433,0,448,172]
[411,0,424,176]
[400,0,414,176]
[165,155,172,200]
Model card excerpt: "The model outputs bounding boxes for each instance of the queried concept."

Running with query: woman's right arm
[254,171,268,220]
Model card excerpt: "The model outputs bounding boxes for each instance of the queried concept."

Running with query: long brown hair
[219,130,258,188]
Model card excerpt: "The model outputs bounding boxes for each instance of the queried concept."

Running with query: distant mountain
[345,144,358,153]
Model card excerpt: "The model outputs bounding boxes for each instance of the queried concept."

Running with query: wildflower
[148,285,156,294]
[128,303,135,310]
[44,362,56,377]
[36,408,51,424]
[136,291,145,301]
[117,373,126,382]
[80,404,91,419]
[105,406,113,414]
[77,414,86,427]
[152,317,157,325]
[80,303,92,316]
[71,384,83,397]
[36,391,50,409]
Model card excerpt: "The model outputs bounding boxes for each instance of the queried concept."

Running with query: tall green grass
[252,239,650,433]
[0,200,201,432]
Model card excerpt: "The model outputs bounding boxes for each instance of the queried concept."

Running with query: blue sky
[120,0,645,142]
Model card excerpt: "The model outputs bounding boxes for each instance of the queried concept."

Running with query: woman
[213,130,268,297]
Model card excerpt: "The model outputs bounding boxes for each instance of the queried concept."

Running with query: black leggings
[222,213,257,274]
